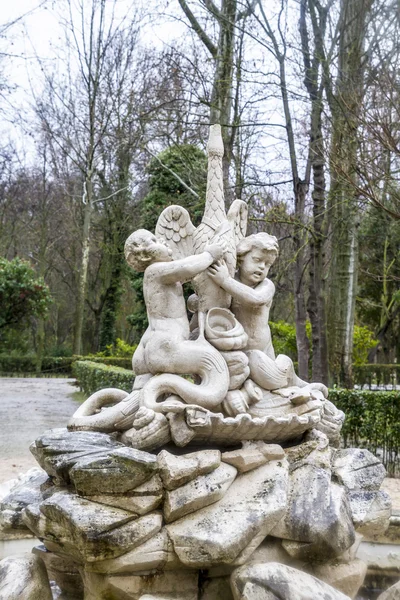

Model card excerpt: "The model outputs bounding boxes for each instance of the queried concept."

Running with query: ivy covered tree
[128,144,207,341]
[0,258,52,335]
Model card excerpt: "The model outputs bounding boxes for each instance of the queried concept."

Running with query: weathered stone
[377,580,400,600]
[0,468,48,532]
[167,460,288,568]
[88,530,174,573]
[239,536,293,568]
[333,448,386,491]
[200,576,234,599]
[222,442,284,473]
[157,449,221,490]
[272,444,356,559]
[231,562,351,600]
[30,428,123,484]
[70,446,157,495]
[29,490,162,562]
[107,570,199,600]
[164,463,237,522]
[83,474,163,514]
[0,553,53,600]
[32,544,83,599]
[312,558,367,599]
[348,489,392,535]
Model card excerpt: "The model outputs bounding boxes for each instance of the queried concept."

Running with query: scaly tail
[141,337,229,413]
[68,388,140,432]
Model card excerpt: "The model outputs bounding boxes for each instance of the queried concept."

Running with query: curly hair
[124,229,156,272]
[236,232,279,264]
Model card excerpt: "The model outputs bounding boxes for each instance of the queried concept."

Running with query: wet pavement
[0,378,79,487]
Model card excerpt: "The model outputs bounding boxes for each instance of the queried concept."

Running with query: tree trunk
[307,105,329,384]
[209,0,237,203]
[73,177,93,355]
[99,254,124,351]
[294,181,310,380]
[327,0,372,386]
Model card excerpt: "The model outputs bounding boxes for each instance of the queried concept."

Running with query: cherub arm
[208,260,274,307]
[150,244,223,284]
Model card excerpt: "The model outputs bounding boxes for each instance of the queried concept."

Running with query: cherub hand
[205,243,224,261]
[208,259,230,285]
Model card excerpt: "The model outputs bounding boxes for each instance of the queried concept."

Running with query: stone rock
[0,468,48,532]
[31,428,123,484]
[230,562,351,600]
[312,558,367,599]
[333,448,386,491]
[240,536,294,568]
[167,459,288,568]
[352,490,391,537]
[164,463,237,522]
[88,530,175,574]
[222,442,284,473]
[157,449,220,490]
[0,553,53,600]
[377,580,400,600]
[84,474,163,515]
[70,446,157,495]
[106,571,199,600]
[200,576,234,599]
[26,490,162,562]
[32,544,83,599]
[273,443,355,559]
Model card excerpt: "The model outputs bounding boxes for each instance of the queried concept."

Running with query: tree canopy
[0,258,52,333]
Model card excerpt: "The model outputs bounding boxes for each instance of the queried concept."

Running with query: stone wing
[227,200,248,245]
[155,205,195,260]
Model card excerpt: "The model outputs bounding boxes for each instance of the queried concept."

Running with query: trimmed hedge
[331,388,400,476]
[73,360,134,395]
[0,355,132,376]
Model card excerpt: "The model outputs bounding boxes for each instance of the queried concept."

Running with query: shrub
[0,257,52,332]
[72,360,134,395]
[269,321,298,360]
[353,325,378,366]
[0,355,132,376]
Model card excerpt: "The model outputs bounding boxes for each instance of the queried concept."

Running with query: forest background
[0,0,399,388]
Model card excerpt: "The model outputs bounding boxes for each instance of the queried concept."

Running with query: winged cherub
[124,228,230,413]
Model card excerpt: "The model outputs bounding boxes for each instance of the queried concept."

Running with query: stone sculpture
[0,125,392,600]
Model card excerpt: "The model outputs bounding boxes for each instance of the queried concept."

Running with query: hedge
[72,360,135,396]
[331,388,400,476]
[0,355,132,376]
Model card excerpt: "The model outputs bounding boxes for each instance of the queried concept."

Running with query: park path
[0,377,79,489]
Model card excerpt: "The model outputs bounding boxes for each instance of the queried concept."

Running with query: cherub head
[124,229,173,272]
[236,232,279,286]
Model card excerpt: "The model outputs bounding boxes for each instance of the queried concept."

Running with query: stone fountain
[0,126,392,600]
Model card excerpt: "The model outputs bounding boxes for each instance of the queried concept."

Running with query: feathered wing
[155,205,195,260]
[227,200,248,245]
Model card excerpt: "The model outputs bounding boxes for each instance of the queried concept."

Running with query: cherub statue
[208,232,328,403]
[124,228,230,413]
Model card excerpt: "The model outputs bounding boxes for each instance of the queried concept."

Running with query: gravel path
[0,377,79,486]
